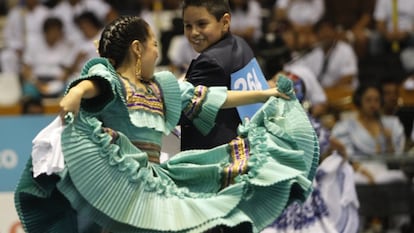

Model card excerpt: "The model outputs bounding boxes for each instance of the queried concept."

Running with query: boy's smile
[183,6,230,53]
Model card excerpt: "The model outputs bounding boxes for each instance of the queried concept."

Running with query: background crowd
[0,0,413,233]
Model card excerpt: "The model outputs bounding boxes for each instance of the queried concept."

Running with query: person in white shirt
[229,0,262,46]
[370,0,414,56]
[284,64,328,117]
[273,0,324,50]
[293,20,359,90]
[167,35,199,77]
[50,0,116,45]
[275,0,324,28]
[1,0,50,73]
[21,16,72,98]
[63,11,103,83]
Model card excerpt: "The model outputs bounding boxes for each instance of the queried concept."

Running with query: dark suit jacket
[181,33,256,150]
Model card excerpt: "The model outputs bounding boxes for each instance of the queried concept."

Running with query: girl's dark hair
[182,0,230,21]
[98,16,150,68]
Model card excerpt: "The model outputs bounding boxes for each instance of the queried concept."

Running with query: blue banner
[0,115,55,191]
[230,58,269,120]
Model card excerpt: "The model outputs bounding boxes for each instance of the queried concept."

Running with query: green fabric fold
[14,69,319,233]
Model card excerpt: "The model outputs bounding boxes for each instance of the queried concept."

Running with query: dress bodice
[69,58,227,162]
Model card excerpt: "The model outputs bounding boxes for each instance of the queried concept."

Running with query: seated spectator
[323,0,376,59]
[1,0,50,74]
[63,11,103,82]
[50,0,117,45]
[381,77,401,116]
[138,0,181,66]
[369,0,414,56]
[167,35,199,77]
[293,19,359,90]
[331,83,406,184]
[229,0,262,49]
[21,16,72,98]
[268,64,328,118]
[272,0,324,50]
[380,77,414,150]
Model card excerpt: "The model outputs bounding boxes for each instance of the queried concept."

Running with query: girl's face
[360,87,381,117]
[140,29,159,80]
[183,6,230,53]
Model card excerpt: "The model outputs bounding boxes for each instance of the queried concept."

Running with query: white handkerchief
[31,116,64,177]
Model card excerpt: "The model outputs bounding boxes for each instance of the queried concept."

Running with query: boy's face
[183,6,230,53]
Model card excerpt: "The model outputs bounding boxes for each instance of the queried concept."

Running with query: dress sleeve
[65,58,124,113]
[179,80,228,135]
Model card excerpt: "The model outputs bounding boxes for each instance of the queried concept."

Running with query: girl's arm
[221,88,289,109]
[59,80,101,117]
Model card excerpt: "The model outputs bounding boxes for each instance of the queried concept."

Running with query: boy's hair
[182,0,230,21]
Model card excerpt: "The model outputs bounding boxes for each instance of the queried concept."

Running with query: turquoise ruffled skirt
[14,96,319,233]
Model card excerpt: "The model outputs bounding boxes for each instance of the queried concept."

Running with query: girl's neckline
[118,74,153,95]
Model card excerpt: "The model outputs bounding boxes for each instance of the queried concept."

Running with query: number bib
[231,58,269,120]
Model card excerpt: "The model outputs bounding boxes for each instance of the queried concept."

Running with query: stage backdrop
[0,115,54,233]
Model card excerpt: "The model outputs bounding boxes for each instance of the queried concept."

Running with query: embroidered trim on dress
[183,85,208,120]
[132,141,161,164]
[223,137,250,187]
[121,77,164,116]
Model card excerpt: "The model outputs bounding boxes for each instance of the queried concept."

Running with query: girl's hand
[58,79,101,122]
[263,87,290,100]
[59,87,83,120]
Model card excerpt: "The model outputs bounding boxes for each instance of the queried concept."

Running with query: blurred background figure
[1,0,50,74]
[20,16,71,98]
[167,35,198,78]
[331,83,406,184]
[381,78,402,116]
[323,0,376,60]
[272,0,324,51]
[331,82,412,233]
[266,18,359,92]
[369,0,414,57]
[303,19,359,90]
[380,76,414,151]
[229,0,262,50]
[283,64,328,118]
[62,11,103,83]
[49,0,117,46]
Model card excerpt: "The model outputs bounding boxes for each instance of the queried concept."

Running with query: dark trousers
[206,222,253,233]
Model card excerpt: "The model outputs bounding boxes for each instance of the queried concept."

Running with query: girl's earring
[135,56,142,81]
[94,40,99,55]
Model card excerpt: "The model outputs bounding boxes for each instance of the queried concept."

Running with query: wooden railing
[0,98,61,116]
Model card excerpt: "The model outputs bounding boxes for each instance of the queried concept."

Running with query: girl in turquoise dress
[14,16,319,233]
